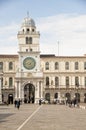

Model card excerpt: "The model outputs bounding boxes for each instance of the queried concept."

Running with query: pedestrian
[14,99,17,107]
[39,99,41,105]
[17,100,20,110]
[73,98,76,107]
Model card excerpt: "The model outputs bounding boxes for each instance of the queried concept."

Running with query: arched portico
[15,78,44,104]
[24,83,35,103]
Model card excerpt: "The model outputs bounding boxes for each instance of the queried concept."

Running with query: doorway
[24,83,35,103]
[8,94,13,104]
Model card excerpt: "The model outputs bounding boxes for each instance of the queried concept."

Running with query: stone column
[18,82,21,99]
[39,81,43,99]
[35,81,39,103]
[0,77,2,103]
[21,86,24,100]
[15,81,19,99]
[39,81,41,98]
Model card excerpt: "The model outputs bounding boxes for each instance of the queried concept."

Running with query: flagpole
[58,41,59,56]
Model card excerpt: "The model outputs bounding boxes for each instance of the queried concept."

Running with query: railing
[18,31,40,35]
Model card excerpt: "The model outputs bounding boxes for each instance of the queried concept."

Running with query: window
[46,77,49,86]
[55,62,59,70]
[84,77,86,87]
[54,93,58,99]
[84,62,86,70]
[75,77,79,87]
[75,62,78,70]
[29,37,32,44]
[26,37,32,44]
[32,29,34,32]
[30,48,32,52]
[22,29,24,33]
[27,28,29,32]
[26,49,28,52]
[45,62,49,70]
[26,37,29,44]
[45,93,50,102]
[65,62,69,70]
[9,62,13,70]
[1,78,3,88]
[66,76,69,87]
[9,77,13,87]
[55,77,59,87]
[0,62,3,70]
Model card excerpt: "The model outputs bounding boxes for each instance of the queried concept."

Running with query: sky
[0,0,86,56]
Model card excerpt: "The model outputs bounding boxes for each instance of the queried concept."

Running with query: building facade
[0,16,86,104]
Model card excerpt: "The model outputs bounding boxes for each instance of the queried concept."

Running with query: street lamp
[76,82,79,106]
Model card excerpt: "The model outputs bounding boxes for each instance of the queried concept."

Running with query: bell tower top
[18,14,37,34]
[21,17,35,28]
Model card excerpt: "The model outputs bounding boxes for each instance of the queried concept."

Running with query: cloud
[0,13,86,56]
[0,46,18,54]
[37,14,86,56]
[0,23,19,47]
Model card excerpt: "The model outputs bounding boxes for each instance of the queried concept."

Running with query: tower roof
[21,17,35,27]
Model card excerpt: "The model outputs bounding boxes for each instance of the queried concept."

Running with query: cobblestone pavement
[0,104,86,130]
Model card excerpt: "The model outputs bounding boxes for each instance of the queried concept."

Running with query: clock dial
[23,57,36,70]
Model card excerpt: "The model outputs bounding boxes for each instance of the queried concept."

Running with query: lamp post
[58,41,59,56]
[76,82,79,106]
[0,73,3,104]
[0,78,2,104]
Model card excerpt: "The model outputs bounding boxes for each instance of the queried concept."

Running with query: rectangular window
[75,77,79,87]
[84,62,86,70]
[55,62,59,70]
[9,62,13,70]
[65,62,69,70]
[66,76,69,87]
[0,62,3,70]
[85,77,86,87]
[75,62,78,70]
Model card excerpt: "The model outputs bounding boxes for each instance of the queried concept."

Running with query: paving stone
[0,104,86,130]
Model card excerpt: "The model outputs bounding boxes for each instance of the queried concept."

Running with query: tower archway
[24,83,35,103]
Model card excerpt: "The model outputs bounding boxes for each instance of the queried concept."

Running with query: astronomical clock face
[23,57,36,70]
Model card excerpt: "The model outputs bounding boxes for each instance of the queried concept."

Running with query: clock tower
[18,16,40,72]
[15,16,43,103]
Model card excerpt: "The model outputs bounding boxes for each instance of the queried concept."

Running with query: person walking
[39,99,41,105]
[14,99,17,107]
[17,100,20,110]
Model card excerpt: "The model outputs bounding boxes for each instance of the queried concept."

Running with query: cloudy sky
[0,0,86,56]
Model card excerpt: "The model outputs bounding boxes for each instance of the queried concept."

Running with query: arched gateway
[24,83,35,103]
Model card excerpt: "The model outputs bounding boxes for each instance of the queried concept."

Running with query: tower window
[32,29,34,32]
[26,49,28,52]
[27,28,29,32]
[26,37,32,44]
[22,29,24,33]
[30,48,32,51]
